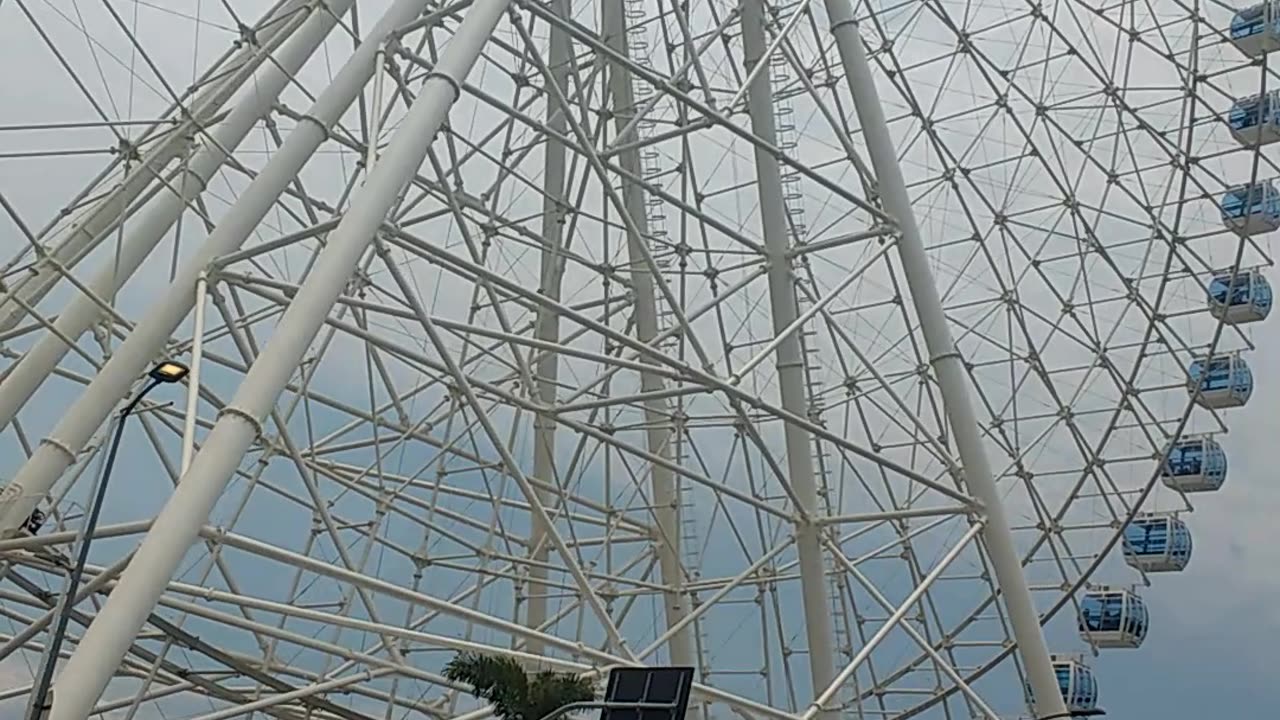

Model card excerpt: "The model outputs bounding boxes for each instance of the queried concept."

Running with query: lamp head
[149,361,190,383]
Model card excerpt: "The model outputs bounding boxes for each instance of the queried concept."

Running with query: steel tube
[25,381,161,719]
[822,7,1069,718]
[43,0,508,712]
[0,0,431,538]
[736,0,838,711]
[0,0,313,331]
[0,0,351,439]
[600,0,698,670]
[804,522,985,717]
[179,275,209,473]
[525,0,573,654]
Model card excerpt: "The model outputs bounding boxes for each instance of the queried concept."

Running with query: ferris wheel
[0,0,1270,719]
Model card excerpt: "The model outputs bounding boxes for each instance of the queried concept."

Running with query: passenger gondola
[1079,587,1149,649]
[1221,180,1280,236]
[1123,513,1193,573]
[1162,435,1228,493]
[1208,269,1273,324]
[1187,353,1253,409]
[1230,3,1280,57]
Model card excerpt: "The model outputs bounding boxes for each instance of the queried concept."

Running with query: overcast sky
[0,2,1275,719]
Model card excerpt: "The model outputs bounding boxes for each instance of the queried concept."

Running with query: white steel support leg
[525,0,572,656]
[0,0,436,539]
[0,0,354,439]
[823,8,1069,719]
[736,0,838,713]
[43,1,508,712]
[601,0,699,671]
[0,0,314,332]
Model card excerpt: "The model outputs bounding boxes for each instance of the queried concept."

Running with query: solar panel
[599,667,694,720]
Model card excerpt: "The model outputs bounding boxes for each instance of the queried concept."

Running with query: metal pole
[0,0,353,438]
[804,521,986,718]
[185,669,396,720]
[0,0,314,332]
[43,0,509,713]
[821,7,1070,719]
[0,0,433,539]
[735,0,838,713]
[190,527,797,720]
[25,379,161,720]
[822,535,1001,720]
[180,275,209,474]
[599,0,699,672]
[525,0,572,654]
[537,700,682,720]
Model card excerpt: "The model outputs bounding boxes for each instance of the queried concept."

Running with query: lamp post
[26,361,189,720]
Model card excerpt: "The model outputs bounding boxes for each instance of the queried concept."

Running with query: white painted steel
[0,0,351,443]
[600,0,699,672]
[0,0,314,332]
[0,0,419,538]
[41,0,505,713]
[0,1,1269,719]
[821,7,1071,719]
[737,0,838,712]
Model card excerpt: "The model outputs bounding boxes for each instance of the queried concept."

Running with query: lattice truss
[0,0,1270,719]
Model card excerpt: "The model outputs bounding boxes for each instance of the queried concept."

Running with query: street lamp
[26,361,189,720]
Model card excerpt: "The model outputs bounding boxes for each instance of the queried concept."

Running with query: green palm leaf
[444,652,596,720]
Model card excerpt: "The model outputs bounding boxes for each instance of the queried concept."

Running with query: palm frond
[444,652,530,720]
[526,670,597,720]
[443,652,597,720]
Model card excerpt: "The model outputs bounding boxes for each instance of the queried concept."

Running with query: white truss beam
[0,0,313,331]
[40,0,508,713]
[822,6,1070,718]
[0,0,442,537]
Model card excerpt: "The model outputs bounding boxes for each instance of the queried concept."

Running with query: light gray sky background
[0,1,1275,719]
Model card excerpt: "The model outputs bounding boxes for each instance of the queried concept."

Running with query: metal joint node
[829,18,859,33]
[295,113,330,136]
[236,23,258,49]
[929,350,963,365]
[425,71,463,102]
[38,436,78,463]
[215,405,265,439]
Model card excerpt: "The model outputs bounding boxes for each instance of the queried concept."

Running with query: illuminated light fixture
[149,361,190,383]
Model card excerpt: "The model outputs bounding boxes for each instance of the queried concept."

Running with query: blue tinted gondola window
[1210,275,1250,305]
[1125,519,1168,554]
[1165,442,1203,475]
[1233,5,1268,39]
[1189,357,1248,393]
[1126,516,1192,567]
[1235,362,1253,393]
[1165,439,1227,480]
[1231,96,1264,130]
[1078,669,1096,707]
[1221,183,1279,220]
[1080,591,1148,641]
[1222,188,1251,218]
[1080,594,1115,631]
[1191,358,1228,390]
[1172,522,1193,562]
[1207,271,1274,316]
[1130,597,1148,638]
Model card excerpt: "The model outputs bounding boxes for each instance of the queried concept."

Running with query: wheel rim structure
[0,1,1269,720]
